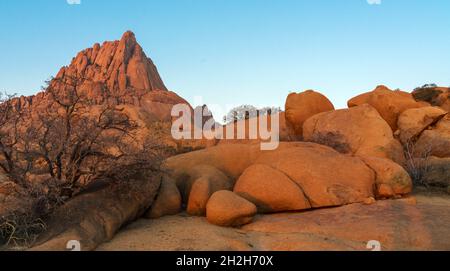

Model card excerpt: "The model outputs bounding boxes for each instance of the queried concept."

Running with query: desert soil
[98,191,450,251]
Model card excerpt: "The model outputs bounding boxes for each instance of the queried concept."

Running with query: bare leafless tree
[1,76,170,248]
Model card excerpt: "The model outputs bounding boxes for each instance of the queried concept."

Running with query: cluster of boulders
[147,85,449,228]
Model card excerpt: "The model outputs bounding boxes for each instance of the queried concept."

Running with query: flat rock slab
[97,192,450,251]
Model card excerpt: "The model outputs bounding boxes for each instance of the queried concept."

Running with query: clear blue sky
[0,0,449,113]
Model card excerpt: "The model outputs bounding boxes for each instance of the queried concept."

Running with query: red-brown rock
[396,106,447,145]
[145,176,182,219]
[206,191,257,227]
[414,115,450,158]
[360,156,412,198]
[234,164,310,213]
[348,85,425,131]
[285,90,335,137]
[303,104,405,164]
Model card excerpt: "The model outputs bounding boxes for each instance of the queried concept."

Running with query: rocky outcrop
[303,104,405,164]
[206,191,257,227]
[164,142,411,224]
[10,31,190,124]
[396,106,447,145]
[285,90,334,137]
[348,85,425,131]
[54,31,167,94]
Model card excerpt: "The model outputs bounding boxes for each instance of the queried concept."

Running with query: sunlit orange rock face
[163,143,412,219]
[55,31,167,94]
[303,104,406,164]
[285,90,335,137]
[348,85,426,131]
[10,31,189,123]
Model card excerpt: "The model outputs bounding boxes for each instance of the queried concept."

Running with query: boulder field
[161,142,412,227]
[153,86,450,229]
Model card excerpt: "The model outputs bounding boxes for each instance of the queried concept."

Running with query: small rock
[400,196,417,206]
[363,197,376,205]
[206,191,257,227]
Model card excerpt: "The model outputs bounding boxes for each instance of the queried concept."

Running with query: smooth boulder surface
[145,176,182,219]
[165,142,411,216]
[254,143,376,208]
[348,85,425,131]
[31,176,161,251]
[414,115,450,158]
[360,156,412,198]
[303,104,405,164]
[206,191,257,227]
[285,90,335,137]
[164,144,262,180]
[98,193,450,251]
[234,164,310,213]
[167,164,233,216]
[397,106,447,145]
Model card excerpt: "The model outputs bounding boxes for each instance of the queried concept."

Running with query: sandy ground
[98,191,450,251]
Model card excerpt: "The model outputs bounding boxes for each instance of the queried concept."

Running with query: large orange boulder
[234,164,310,213]
[360,157,412,198]
[254,143,376,208]
[396,106,447,145]
[206,191,257,227]
[348,85,425,131]
[303,104,405,164]
[414,115,450,158]
[285,90,335,136]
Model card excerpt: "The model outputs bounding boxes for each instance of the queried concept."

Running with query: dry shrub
[309,132,352,154]
[404,141,432,187]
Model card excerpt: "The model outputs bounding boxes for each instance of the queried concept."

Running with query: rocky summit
[55,31,167,93]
